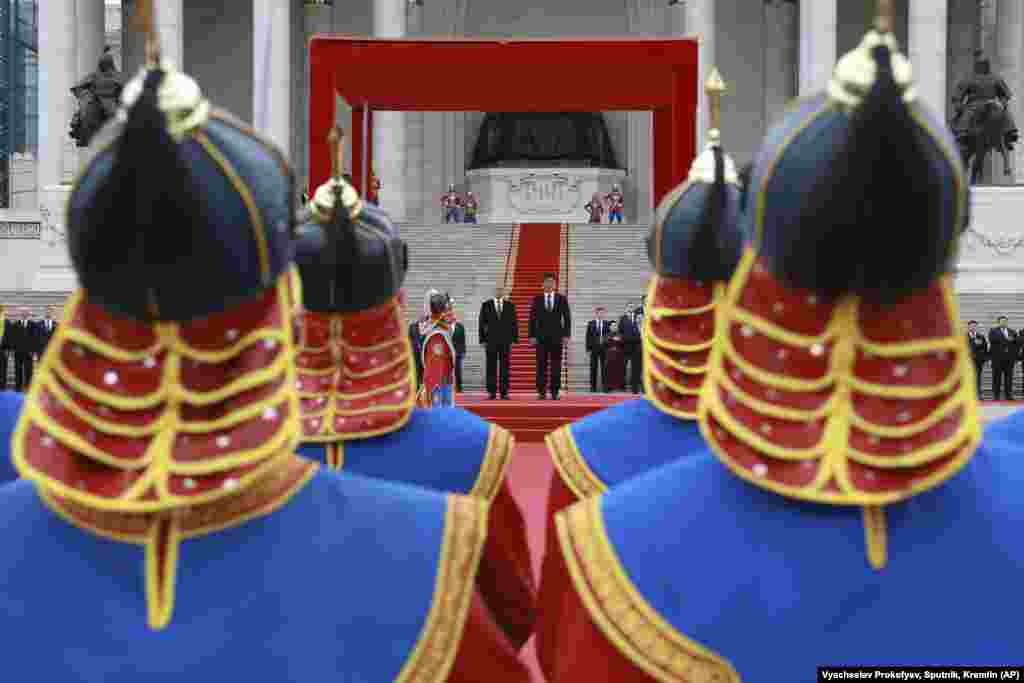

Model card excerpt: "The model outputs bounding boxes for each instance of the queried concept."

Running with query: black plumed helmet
[67,66,295,321]
[749,33,966,304]
[294,177,408,314]
[647,139,743,284]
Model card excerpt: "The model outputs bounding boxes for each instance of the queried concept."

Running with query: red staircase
[461,392,634,441]
[506,224,564,393]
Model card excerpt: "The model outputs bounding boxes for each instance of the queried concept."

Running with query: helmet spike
[132,0,161,68]
[704,67,726,144]
[874,0,895,35]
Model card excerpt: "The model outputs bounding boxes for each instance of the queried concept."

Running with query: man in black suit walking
[619,300,644,394]
[988,315,1017,400]
[966,320,989,398]
[478,285,518,399]
[586,306,611,392]
[528,273,571,400]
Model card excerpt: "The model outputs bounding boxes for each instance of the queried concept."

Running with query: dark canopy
[469,112,621,169]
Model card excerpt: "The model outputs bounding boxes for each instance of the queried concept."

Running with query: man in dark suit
[586,306,611,392]
[967,320,989,398]
[528,273,571,400]
[619,300,643,394]
[448,298,466,392]
[408,319,424,388]
[479,286,518,399]
[38,306,58,352]
[0,305,11,391]
[12,307,36,391]
[988,315,1017,400]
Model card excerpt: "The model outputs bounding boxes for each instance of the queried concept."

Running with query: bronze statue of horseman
[951,52,1019,183]
[69,47,125,148]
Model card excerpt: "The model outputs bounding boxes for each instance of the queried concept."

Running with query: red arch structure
[308,36,699,209]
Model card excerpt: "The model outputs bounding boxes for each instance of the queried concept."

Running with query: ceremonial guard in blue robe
[538,6,1023,680]
[0,390,23,483]
[293,129,536,649]
[541,69,742,530]
[0,12,529,680]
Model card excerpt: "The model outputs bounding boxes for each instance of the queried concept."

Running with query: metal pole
[361,104,369,200]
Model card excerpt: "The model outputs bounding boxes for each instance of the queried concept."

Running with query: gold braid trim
[325,443,345,471]
[697,250,982,507]
[557,498,740,682]
[468,425,514,502]
[862,506,888,571]
[396,496,489,683]
[643,277,723,421]
[13,276,303,513]
[546,426,607,500]
[37,455,317,630]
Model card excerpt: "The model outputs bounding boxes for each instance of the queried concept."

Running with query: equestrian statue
[69,47,125,148]
[951,51,1019,183]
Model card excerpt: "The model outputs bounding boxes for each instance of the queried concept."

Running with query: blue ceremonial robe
[0,468,488,682]
[552,436,1024,679]
[0,391,23,484]
[297,407,499,495]
[548,398,707,499]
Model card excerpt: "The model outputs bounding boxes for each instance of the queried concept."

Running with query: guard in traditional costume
[538,7,1023,680]
[293,151,537,649]
[604,184,624,223]
[442,184,461,223]
[463,191,479,223]
[584,192,604,223]
[0,12,529,679]
[418,291,458,408]
[538,70,742,663]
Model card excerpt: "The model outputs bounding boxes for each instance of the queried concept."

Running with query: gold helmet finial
[328,126,346,182]
[874,0,895,35]
[132,0,161,68]
[704,67,726,139]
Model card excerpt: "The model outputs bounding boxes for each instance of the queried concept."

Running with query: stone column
[38,0,77,192]
[253,0,292,153]
[764,0,799,129]
[798,0,837,95]
[36,0,78,290]
[76,0,107,80]
[996,0,1024,182]
[909,0,949,117]
[300,3,336,194]
[74,0,107,174]
[158,0,184,69]
[684,0,715,149]
[373,0,408,219]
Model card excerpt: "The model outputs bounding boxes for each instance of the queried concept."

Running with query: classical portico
[2,0,1023,297]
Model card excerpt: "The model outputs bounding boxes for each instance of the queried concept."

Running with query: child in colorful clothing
[604,184,624,223]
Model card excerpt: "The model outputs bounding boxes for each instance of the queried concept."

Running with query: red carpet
[504,442,555,682]
[507,224,563,393]
[460,391,634,441]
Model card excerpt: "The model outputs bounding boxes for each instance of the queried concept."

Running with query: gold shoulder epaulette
[556,498,740,682]
[469,424,514,502]
[396,495,488,683]
[546,425,607,499]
